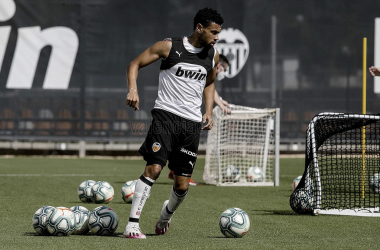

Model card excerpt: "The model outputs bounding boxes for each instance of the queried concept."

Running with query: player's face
[216,62,229,74]
[198,22,221,48]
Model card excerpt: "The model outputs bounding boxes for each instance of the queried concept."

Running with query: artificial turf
[0,157,378,250]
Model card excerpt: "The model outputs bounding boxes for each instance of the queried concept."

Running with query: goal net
[291,113,380,216]
[203,105,280,186]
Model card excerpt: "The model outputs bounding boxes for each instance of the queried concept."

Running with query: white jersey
[154,37,216,122]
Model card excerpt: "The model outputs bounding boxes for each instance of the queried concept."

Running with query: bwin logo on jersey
[214,28,250,78]
[175,67,206,81]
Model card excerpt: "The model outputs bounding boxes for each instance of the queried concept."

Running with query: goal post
[291,112,380,216]
[203,105,280,186]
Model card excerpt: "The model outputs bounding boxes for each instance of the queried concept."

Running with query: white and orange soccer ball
[223,165,241,182]
[292,176,302,191]
[369,173,380,193]
[32,205,55,235]
[70,206,90,235]
[46,207,76,236]
[91,181,114,204]
[247,166,263,182]
[121,180,137,203]
[77,180,96,203]
[219,207,250,238]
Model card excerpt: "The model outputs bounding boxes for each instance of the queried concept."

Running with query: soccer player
[167,54,230,184]
[123,8,224,239]
[369,66,380,76]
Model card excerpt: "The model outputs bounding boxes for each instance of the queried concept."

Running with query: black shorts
[138,109,202,177]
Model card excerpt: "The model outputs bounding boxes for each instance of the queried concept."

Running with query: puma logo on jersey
[189,161,194,168]
[175,67,206,81]
[180,148,197,157]
[176,51,182,57]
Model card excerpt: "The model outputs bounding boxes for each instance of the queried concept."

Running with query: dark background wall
[1,0,380,143]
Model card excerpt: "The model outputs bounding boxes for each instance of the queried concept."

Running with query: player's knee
[144,164,162,180]
[173,182,189,195]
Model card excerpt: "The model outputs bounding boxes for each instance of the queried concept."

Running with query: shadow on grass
[67,201,132,205]
[113,181,210,186]
[250,209,297,216]
[23,232,126,238]
[145,234,160,237]
[75,232,124,237]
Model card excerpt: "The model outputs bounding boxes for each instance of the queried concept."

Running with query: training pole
[362,37,367,199]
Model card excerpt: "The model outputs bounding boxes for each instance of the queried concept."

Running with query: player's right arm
[126,41,172,110]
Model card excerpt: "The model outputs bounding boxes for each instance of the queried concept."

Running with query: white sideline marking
[0,174,120,177]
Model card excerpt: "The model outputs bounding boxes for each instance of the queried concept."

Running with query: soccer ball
[247,166,263,182]
[88,206,119,236]
[32,205,55,235]
[292,175,302,191]
[223,165,241,182]
[369,173,380,193]
[70,206,90,235]
[290,188,314,214]
[121,180,137,203]
[47,207,76,236]
[219,207,250,238]
[91,181,114,204]
[77,180,96,203]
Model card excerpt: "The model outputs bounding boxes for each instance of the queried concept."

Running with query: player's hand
[369,66,380,77]
[202,113,213,130]
[126,88,139,111]
[218,104,231,114]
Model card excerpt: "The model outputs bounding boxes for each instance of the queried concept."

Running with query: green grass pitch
[0,156,379,250]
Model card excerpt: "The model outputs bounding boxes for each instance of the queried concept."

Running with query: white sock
[127,175,155,227]
[160,187,188,221]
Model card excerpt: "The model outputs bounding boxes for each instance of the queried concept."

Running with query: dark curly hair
[219,54,229,66]
[193,8,224,30]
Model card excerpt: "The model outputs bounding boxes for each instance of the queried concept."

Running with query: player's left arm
[214,90,231,114]
[202,51,219,130]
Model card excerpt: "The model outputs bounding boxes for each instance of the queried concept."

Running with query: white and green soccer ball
[91,181,114,204]
[290,188,314,214]
[121,180,137,203]
[70,206,90,235]
[223,165,241,182]
[32,205,55,235]
[369,173,380,194]
[77,180,96,203]
[219,207,250,238]
[88,206,119,236]
[47,207,76,236]
[292,175,302,191]
[247,166,263,182]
